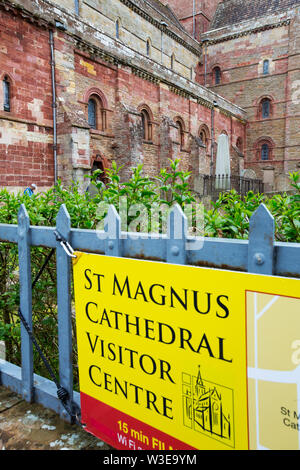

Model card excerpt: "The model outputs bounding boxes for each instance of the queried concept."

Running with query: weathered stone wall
[0,0,246,192]
[49,0,200,81]
[199,6,300,189]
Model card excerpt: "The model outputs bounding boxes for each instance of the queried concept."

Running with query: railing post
[248,204,275,275]
[18,204,34,402]
[167,204,187,265]
[104,205,121,257]
[56,204,73,421]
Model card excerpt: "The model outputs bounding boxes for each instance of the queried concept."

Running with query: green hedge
[0,160,299,387]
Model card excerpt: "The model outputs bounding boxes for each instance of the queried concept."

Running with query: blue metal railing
[0,202,299,423]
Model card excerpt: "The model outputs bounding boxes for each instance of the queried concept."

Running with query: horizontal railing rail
[196,174,264,198]
[0,202,299,424]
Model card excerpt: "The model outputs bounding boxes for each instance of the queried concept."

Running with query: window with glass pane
[261,144,269,160]
[141,112,145,138]
[175,120,184,148]
[88,98,97,129]
[171,54,174,70]
[263,60,269,75]
[141,109,152,141]
[199,130,207,147]
[74,0,79,15]
[262,99,270,118]
[214,67,221,85]
[3,77,10,112]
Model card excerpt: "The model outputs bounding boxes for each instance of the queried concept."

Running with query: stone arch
[212,65,221,85]
[174,116,186,149]
[83,87,108,109]
[138,104,154,142]
[256,95,275,120]
[84,87,109,131]
[1,72,14,112]
[91,153,110,183]
[198,123,210,151]
[254,136,275,161]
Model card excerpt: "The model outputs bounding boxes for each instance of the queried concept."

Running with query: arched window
[175,118,185,149]
[170,54,174,70]
[199,130,206,145]
[261,98,271,119]
[141,108,152,142]
[91,155,109,185]
[213,66,221,85]
[255,137,274,161]
[195,62,202,84]
[261,143,269,161]
[88,97,97,129]
[3,76,11,112]
[236,137,243,152]
[87,94,107,131]
[199,125,209,151]
[116,20,120,39]
[263,59,269,75]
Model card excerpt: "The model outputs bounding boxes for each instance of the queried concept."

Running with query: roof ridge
[209,0,300,30]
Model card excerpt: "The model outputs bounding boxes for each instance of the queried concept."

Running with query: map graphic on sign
[246,292,300,450]
[182,366,234,448]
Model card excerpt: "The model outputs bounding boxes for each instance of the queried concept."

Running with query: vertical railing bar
[105,205,121,257]
[18,204,34,402]
[248,204,275,275]
[56,204,73,421]
[167,204,187,265]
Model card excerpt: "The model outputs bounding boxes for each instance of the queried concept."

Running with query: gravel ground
[0,385,112,451]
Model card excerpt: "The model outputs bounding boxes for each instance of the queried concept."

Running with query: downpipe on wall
[49,29,58,186]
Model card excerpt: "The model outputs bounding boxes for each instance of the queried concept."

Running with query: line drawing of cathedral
[182,366,233,447]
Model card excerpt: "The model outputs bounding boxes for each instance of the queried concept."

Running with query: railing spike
[248,203,275,275]
[104,204,121,257]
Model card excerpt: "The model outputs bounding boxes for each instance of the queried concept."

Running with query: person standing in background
[24,183,37,196]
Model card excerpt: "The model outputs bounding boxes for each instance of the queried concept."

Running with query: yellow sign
[72,253,300,450]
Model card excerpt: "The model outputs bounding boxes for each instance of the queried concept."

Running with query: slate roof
[210,0,300,30]
[128,0,199,50]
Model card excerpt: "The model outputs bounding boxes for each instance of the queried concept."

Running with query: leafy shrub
[204,172,300,242]
[0,161,298,387]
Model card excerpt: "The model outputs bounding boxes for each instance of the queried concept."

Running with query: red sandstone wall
[0,6,245,191]
[72,43,244,179]
[0,8,54,190]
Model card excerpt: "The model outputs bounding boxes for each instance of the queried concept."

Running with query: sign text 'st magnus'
[84,269,230,318]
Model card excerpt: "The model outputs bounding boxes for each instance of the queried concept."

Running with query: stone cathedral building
[0,0,299,193]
